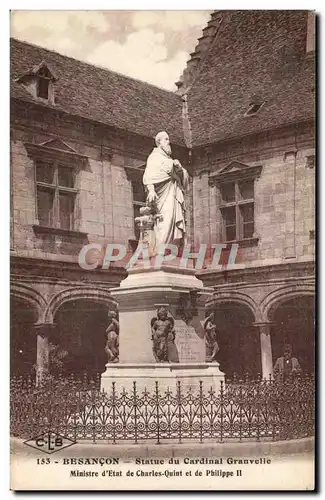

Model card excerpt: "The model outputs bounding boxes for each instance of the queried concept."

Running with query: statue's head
[210,324,217,337]
[108,310,117,322]
[155,131,171,156]
[157,306,168,320]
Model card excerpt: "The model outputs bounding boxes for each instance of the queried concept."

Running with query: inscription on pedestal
[174,320,205,363]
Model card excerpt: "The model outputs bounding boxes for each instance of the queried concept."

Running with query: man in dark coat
[273,344,301,381]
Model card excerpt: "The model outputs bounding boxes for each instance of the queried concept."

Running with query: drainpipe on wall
[292,159,297,258]
[181,93,192,150]
[283,138,298,260]
[181,93,194,249]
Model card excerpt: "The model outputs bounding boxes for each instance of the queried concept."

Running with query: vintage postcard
[10,10,315,491]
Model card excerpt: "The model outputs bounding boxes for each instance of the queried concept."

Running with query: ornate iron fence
[10,374,314,444]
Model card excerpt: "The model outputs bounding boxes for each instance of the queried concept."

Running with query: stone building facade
[10,10,315,381]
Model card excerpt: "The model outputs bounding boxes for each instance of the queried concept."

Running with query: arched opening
[213,302,259,379]
[52,299,109,379]
[270,295,315,374]
[10,296,37,378]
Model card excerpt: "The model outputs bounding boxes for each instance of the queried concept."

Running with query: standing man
[273,343,302,381]
[143,131,189,248]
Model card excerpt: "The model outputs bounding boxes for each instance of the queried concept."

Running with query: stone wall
[10,108,150,263]
[191,122,315,265]
[11,101,189,265]
[10,101,315,269]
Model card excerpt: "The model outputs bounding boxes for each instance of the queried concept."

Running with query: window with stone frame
[219,178,255,242]
[35,159,77,230]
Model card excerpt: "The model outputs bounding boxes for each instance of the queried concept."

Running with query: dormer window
[36,65,54,100]
[15,60,57,104]
[37,76,50,99]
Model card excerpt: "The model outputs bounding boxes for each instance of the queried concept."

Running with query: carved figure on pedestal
[167,323,180,363]
[105,310,119,363]
[151,306,179,363]
[204,312,219,362]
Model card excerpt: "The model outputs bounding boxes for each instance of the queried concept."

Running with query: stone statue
[204,312,219,362]
[143,131,189,248]
[105,310,119,363]
[151,306,179,363]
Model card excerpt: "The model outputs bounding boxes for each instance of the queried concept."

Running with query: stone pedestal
[102,363,224,393]
[101,266,225,393]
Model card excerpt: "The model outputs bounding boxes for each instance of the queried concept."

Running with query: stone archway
[268,294,315,374]
[10,282,47,324]
[260,284,314,323]
[211,301,259,379]
[10,295,38,377]
[44,286,117,324]
[52,299,111,378]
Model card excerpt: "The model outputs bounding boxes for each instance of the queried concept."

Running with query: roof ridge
[10,36,181,97]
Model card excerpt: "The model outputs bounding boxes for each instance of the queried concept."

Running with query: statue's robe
[143,147,189,247]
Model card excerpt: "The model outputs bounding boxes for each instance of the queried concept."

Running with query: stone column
[34,323,54,385]
[254,322,274,380]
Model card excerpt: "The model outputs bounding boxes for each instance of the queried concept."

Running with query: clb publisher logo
[24,431,76,454]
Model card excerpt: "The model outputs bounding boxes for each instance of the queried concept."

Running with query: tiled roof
[186,10,315,147]
[11,10,315,151]
[10,37,186,146]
